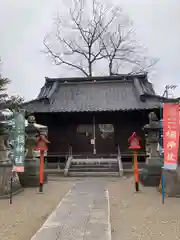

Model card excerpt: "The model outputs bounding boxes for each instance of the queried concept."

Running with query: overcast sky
[0,0,179,100]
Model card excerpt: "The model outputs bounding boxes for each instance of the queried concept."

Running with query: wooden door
[95,124,116,156]
[72,124,93,155]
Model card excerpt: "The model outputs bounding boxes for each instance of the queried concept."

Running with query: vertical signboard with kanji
[12,110,25,172]
[163,104,179,170]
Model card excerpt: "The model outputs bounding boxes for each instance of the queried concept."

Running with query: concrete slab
[31,179,111,240]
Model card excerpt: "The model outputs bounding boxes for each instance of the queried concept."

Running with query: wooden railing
[117,144,123,176]
[68,144,72,157]
[64,145,73,176]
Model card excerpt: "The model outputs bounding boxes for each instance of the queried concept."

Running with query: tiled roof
[22,75,161,113]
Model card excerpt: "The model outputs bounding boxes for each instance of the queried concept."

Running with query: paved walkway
[31,180,111,240]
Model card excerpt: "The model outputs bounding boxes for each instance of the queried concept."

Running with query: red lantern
[35,133,50,151]
[128,132,141,149]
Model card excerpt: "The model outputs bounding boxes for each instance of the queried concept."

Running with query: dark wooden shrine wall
[35,111,149,156]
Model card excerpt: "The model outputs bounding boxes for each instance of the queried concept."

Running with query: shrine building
[22,74,171,175]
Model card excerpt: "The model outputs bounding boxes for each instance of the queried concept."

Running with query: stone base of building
[18,158,48,187]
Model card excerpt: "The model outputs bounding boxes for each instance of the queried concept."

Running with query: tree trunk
[88,62,92,76]
[109,62,113,76]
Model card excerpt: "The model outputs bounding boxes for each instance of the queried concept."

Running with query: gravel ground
[108,176,180,240]
[2,176,180,240]
[0,180,74,240]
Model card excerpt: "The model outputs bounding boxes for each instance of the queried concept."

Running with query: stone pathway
[31,180,111,240]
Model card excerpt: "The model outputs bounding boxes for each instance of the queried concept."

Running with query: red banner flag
[163,104,179,169]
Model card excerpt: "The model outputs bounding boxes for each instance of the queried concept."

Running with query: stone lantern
[0,109,22,197]
[143,112,162,165]
[0,109,13,162]
[140,112,163,186]
[18,115,48,187]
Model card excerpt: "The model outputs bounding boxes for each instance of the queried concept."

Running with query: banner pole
[162,169,165,204]
[10,174,13,204]
[160,102,165,204]
[39,150,44,193]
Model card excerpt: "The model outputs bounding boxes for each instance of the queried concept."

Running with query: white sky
[0,0,179,100]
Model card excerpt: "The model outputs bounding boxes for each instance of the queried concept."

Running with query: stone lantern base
[158,167,180,197]
[18,158,48,187]
[139,157,163,187]
[0,163,23,198]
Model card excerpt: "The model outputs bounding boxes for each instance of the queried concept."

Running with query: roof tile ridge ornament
[134,77,145,92]
[132,77,145,102]
[37,77,59,101]
[45,77,50,83]
[133,74,156,102]
[46,81,59,99]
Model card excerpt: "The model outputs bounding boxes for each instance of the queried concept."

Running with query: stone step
[69,167,119,172]
[45,169,64,175]
[70,163,118,168]
[71,158,117,163]
[46,163,65,169]
[71,162,118,165]
[67,158,145,177]
[122,162,145,169]
[68,172,119,177]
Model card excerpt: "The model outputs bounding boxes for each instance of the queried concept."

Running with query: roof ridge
[45,74,147,83]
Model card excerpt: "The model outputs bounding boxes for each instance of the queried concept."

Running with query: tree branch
[44,38,89,76]
[43,0,157,77]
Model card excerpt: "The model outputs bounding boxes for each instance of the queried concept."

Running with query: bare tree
[44,0,157,76]
[44,0,124,76]
[98,11,157,75]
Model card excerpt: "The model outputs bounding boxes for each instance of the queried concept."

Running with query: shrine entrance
[76,116,116,156]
